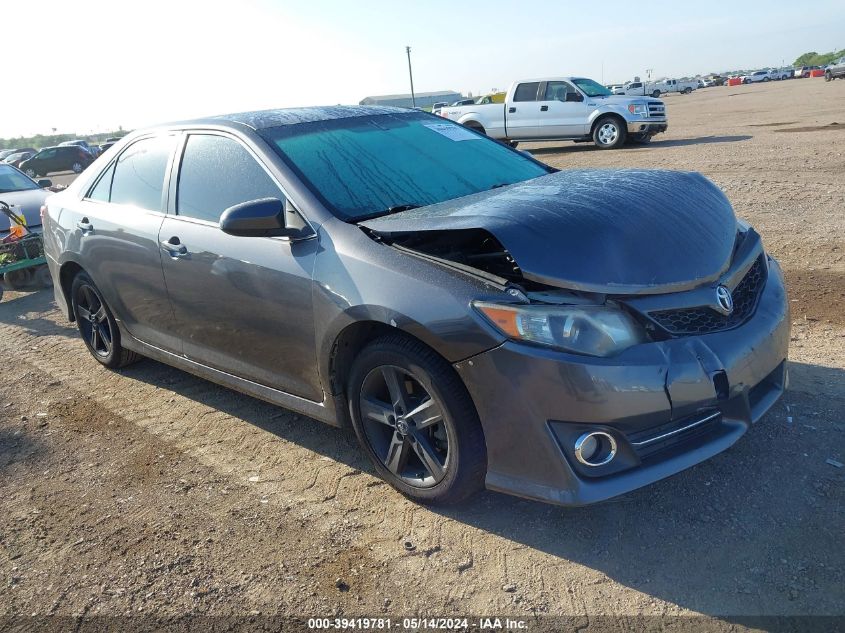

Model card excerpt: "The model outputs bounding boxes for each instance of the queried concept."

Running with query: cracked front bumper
[454,258,789,506]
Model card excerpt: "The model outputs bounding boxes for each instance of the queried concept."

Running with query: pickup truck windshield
[264,113,550,221]
[571,78,612,97]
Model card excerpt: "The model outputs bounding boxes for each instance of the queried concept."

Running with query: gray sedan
[42,106,789,506]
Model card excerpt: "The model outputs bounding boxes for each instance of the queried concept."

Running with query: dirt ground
[1,78,843,630]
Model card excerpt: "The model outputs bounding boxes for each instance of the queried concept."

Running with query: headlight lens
[627,103,648,115]
[474,302,647,357]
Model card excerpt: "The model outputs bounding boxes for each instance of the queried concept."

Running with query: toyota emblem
[715,285,734,315]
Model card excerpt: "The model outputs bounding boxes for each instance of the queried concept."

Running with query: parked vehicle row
[438,76,668,149]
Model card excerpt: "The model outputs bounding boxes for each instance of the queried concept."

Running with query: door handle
[508,107,516,113]
[76,218,93,232]
[540,105,549,112]
[161,237,188,257]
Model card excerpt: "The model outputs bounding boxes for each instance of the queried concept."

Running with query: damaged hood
[361,169,738,295]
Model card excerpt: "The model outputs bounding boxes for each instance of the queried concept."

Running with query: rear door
[73,134,182,351]
[535,81,588,137]
[504,82,541,139]
[158,132,322,401]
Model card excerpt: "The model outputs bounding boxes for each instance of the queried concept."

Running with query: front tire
[593,116,627,150]
[348,334,486,505]
[71,162,83,174]
[71,272,140,369]
[825,72,832,82]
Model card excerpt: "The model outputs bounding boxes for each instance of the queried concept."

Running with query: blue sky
[4,0,843,137]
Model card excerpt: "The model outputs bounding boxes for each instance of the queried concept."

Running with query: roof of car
[188,105,412,131]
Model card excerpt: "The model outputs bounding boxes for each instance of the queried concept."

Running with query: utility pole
[406,46,416,108]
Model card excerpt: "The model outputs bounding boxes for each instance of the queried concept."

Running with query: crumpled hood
[0,188,48,233]
[361,169,738,295]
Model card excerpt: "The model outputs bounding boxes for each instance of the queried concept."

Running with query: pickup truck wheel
[593,117,626,150]
[683,87,692,94]
[651,90,660,98]
[463,122,486,136]
[507,140,519,148]
[825,72,832,82]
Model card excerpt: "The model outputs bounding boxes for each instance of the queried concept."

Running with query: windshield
[263,113,551,221]
[0,164,39,193]
[571,78,612,97]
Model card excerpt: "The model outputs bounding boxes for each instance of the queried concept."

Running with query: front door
[159,132,322,401]
[535,81,588,137]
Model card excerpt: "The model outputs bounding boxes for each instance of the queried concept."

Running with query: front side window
[544,81,576,101]
[87,162,115,202]
[109,135,175,211]
[513,82,540,102]
[176,134,283,224]
[264,112,550,221]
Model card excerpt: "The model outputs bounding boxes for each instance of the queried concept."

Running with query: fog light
[574,431,617,467]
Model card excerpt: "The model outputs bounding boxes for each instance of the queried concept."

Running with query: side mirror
[37,179,52,188]
[220,198,304,238]
[565,92,583,102]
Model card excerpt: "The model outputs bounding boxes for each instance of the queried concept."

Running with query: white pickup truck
[438,77,668,149]
[622,78,697,97]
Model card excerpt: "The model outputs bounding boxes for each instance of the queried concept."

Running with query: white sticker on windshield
[423,123,481,141]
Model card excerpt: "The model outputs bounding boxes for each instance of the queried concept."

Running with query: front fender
[588,105,633,127]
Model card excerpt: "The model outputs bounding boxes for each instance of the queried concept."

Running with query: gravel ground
[1,78,843,630]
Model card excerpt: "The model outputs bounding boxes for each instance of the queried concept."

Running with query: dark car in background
[42,106,789,507]
[19,145,94,177]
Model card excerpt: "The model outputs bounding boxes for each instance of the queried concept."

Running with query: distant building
[359,90,463,108]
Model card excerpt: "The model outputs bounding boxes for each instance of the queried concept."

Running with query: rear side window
[513,82,540,102]
[109,136,175,211]
[176,134,281,223]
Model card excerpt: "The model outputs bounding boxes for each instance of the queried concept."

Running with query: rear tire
[25,168,37,178]
[347,334,486,505]
[71,271,141,369]
[651,90,660,98]
[593,116,627,150]
[71,162,83,174]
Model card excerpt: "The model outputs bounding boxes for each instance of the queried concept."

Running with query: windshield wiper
[352,203,421,223]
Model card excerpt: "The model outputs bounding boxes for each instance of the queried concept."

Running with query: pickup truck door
[535,81,589,137]
[504,82,541,139]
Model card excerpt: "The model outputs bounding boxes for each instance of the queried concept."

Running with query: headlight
[473,302,647,357]
[627,103,648,115]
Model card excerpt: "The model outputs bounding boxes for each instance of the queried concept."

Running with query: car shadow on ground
[526,135,752,155]
[119,351,844,617]
[0,287,77,339]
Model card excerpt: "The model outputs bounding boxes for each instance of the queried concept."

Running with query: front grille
[647,102,665,117]
[649,256,767,335]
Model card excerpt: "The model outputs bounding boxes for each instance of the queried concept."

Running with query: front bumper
[454,258,789,506]
[627,120,668,135]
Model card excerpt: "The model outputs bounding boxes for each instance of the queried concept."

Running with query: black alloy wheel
[71,272,140,368]
[348,335,486,504]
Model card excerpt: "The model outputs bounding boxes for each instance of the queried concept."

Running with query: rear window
[513,82,540,102]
